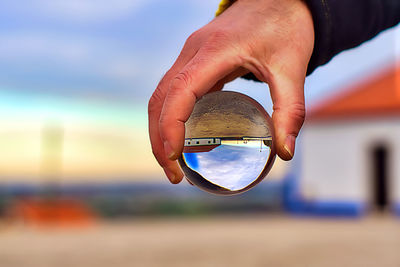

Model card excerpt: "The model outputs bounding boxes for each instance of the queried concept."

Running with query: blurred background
[0,1,399,266]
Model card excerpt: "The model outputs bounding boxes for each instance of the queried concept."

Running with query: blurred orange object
[10,198,96,227]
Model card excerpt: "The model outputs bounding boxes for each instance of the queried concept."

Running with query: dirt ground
[0,215,399,267]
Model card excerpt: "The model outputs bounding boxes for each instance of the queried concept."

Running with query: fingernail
[284,135,296,158]
[163,141,177,160]
[163,168,177,184]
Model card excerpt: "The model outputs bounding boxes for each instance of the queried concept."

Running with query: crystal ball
[178,91,276,195]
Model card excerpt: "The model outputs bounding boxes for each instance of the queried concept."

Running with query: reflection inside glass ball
[178,91,276,195]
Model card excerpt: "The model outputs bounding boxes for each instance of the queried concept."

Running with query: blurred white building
[286,64,400,216]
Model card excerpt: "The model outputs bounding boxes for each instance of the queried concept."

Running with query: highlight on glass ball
[178,91,276,195]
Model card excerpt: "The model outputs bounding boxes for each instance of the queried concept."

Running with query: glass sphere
[178,91,276,195]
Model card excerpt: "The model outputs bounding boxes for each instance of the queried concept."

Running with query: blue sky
[0,0,218,104]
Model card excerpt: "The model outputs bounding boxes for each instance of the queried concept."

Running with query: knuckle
[274,102,306,126]
[202,30,231,53]
[207,30,231,44]
[170,71,191,91]
[185,30,201,47]
[288,102,306,126]
[148,87,165,114]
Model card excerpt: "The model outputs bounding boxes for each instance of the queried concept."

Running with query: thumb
[269,73,306,161]
[159,49,239,160]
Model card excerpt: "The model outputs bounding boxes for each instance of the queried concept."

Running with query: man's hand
[148,0,314,184]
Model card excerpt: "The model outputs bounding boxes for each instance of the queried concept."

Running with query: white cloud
[194,143,271,191]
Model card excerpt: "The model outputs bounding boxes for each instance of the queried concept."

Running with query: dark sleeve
[306,0,400,75]
[243,0,400,81]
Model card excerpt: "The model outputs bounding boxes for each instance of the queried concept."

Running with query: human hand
[148,0,314,184]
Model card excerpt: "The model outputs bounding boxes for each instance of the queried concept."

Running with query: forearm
[307,0,400,74]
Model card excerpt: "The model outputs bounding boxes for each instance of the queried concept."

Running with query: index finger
[148,48,197,183]
[159,48,241,161]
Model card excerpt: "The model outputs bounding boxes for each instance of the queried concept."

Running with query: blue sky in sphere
[194,144,270,191]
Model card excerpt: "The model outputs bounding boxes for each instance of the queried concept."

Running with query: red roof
[308,63,400,122]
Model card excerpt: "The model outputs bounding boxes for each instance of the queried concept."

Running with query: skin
[148,0,315,184]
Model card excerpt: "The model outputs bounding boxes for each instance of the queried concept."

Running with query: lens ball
[178,91,276,195]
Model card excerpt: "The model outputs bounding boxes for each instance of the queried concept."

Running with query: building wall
[300,118,400,208]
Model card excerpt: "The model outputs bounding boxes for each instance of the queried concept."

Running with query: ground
[0,215,399,267]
